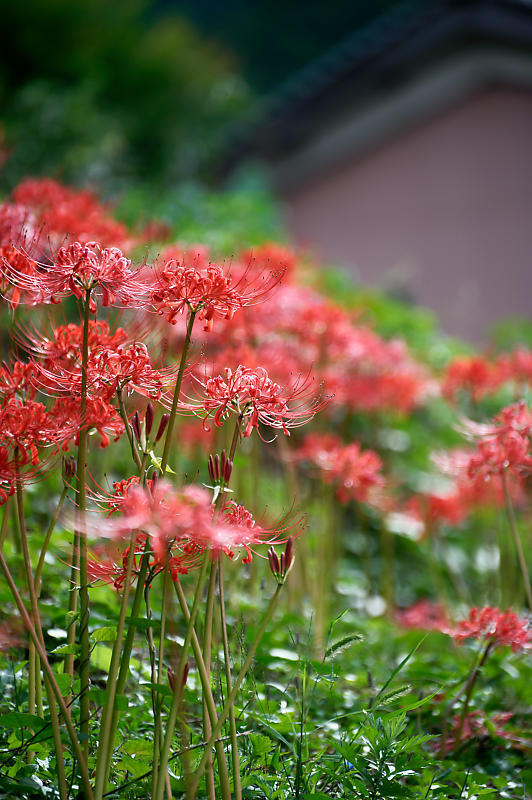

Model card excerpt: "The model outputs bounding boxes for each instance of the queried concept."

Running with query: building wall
[284,87,532,341]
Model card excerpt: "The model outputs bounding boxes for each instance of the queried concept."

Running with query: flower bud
[268,538,295,585]
[145,402,154,436]
[224,458,233,483]
[155,414,170,442]
[62,456,76,479]
[132,411,142,443]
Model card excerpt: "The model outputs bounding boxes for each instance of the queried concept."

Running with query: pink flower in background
[453,607,530,651]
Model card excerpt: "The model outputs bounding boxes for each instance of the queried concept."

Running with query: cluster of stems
[0,297,293,800]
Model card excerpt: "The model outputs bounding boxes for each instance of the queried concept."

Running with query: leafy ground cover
[0,178,530,799]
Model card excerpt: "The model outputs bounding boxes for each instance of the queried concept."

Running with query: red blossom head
[150,249,283,331]
[453,606,530,651]
[2,240,149,311]
[190,364,326,438]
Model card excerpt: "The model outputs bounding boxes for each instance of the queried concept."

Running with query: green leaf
[91,626,118,643]
[121,740,153,756]
[51,644,80,655]
[52,672,72,695]
[149,451,175,474]
[0,713,46,731]
[91,644,113,672]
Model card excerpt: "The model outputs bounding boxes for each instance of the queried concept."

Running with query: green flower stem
[101,540,151,789]
[44,672,68,800]
[161,309,197,475]
[0,495,12,553]
[93,531,138,800]
[202,560,219,800]
[218,557,242,800]
[76,288,92,761]
[173,579,231,798]
[144,578,165,799]
[14,477,36,719]
[14,476,68,792]
[116,389,142,472]
[502,471,532,609]
[100,462,151,789]
[34,486,68,598]
[189,584,283,800]
[154,553,210,800]
[151,562,171,799]
[455,640,493,745]
[440,639,493,755]
[0,550,93,800]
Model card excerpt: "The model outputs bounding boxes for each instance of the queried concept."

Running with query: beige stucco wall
[284,87,532,341]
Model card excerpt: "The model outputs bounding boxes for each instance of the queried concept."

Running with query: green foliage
[0,0,250,193]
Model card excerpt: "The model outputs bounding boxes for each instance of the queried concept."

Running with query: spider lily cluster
[0,177,532,798]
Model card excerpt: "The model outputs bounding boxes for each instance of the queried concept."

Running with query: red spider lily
[189,364,326,438]
[0,360,37,401]
[453,607,530,651]
[150,248,283,331]
[48,396,124,449]
[87,533,193,591]
[220,501,304,564]
[11,178,131,250]
[442,355,505,403]
[2,240,149,312]
[17,319,175,402]
[496,347,532,387]
[435,711,514,754]
[94,479,303,568]
[37,341,176,402]
[294,433,384,504]
[0,395,75,502]
[463,402,532,481]
[395,599,452,633]
[17,319,129,364]
[0,397,71,466]
[0,202,42,309]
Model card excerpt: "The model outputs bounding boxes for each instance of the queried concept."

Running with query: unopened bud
[268,546,280,576]
[268,538,295,585]
[207,454,215,483]
[155,414,169,442]
[62,456,76,479]
[145,403,154,436]
[224,458,233,483]
[151,471,159,489]
[214,453,220,482]
[132,411,141,443]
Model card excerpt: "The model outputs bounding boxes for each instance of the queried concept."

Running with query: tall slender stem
[173,580,230,797]
[151,561,171,799]
[101,543,151,789]
[76,288,92,760]
[202,561,218,800]
[154,554,209,800]
[189,585,283,799]
[218,557,242,800]
[502,471,532,609]
[34,486,69,597]
[161,309,196,475]
[0,551,94,800]
[93,531,138,800]
[116,389,142,471]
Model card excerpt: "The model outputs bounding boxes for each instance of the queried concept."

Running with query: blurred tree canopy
[0,0,250,194]
[162,0,403,92]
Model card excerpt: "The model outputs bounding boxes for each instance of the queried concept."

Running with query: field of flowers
[0,177,530,799]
